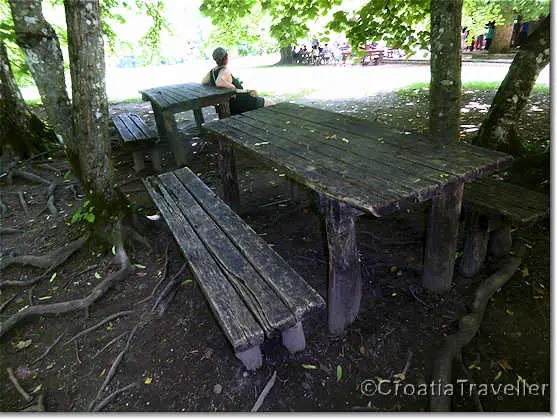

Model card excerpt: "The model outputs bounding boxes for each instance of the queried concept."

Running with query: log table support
[193,108,204,127]
[488,224,513,257]
[215,135,240,211]
[423,181,464,293]
[281,321,306,353]
[154,109,188,167]
[325,199,362,335]
[459,210,490,278]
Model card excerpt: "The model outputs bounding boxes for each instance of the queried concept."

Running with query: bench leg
[325,199,362,335]
[215,101,231,119]
[423,181,464,293]
[289,180,300,203]
[132,151,145,172]
[193,108,204,127]
[235,346,263,371]
[155,110,188,167]
[216,135,240,211]
[281,321,306,353]
[151,149,162,171]
[488,224,513,257]
[459,211,490,278]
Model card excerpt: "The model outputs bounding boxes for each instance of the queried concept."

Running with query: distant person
[485,21,495,50]
[201,47,273,115]
[461,27,469,51]
[518,21,529,46]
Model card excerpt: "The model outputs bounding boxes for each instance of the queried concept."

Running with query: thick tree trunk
[64,0,125,217]
[0,40,54,157]
[8,0,73,143]
[278,46,294,65]
[474,15,550,156]
[429,0,462,144]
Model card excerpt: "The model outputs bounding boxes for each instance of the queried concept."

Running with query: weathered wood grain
[111,113,156,145]
[423,181,464,293]
[143,175,264,352]
[463,178,549,225]
[173,167,325,319]
[159,171,298,334]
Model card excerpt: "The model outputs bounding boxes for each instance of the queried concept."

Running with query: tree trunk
[8,0,73,143]
[474,15,550,156]
[64,0,126,218]
[429,0,462,144]
[278,46,294,65]
[0,40,54,158]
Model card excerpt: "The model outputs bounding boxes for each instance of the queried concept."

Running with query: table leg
[193,108,204,127]
[154,109,187,167]
[215,134,240,211]
[325,199,362,335]
[215,101,231,119]
[423,181,464,293]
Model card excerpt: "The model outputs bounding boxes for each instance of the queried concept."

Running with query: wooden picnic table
[201,102,513,335]
[140,82,235,166]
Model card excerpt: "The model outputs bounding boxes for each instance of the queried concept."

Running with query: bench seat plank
[159,171,298,334]
[112,113,157,146]
[172,168,325,321]
[463,178,549,225]
[143,175,265,352]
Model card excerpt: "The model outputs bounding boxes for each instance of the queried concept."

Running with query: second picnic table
[202,102,513,335]
[140,83,235,166]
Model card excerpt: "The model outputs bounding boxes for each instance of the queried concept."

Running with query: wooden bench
[361,50,384,66]
[459,178,549,277]
[142,167,325,370]
[112,113,161,172]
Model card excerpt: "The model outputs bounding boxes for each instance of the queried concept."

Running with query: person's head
[212,47,228,66]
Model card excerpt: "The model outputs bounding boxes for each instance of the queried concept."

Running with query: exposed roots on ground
[430,244,525,412]
[0,236,89,288]
[92,382,139,412]
[46,181,58,216]
[151,263,187,316]
[0,232,132,338]
[66,310,134,344]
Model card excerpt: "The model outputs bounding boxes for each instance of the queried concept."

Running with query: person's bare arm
[215,68,236,89]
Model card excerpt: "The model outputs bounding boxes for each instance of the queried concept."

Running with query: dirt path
[0,90,549,412]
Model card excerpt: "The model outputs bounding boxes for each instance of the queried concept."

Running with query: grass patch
[108,97,141,104]
[25,98,43,105]
[397,81,549,97]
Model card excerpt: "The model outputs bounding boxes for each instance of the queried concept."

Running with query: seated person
[202,47,273,115]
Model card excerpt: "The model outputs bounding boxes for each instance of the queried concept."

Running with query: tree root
[0,196,7,217]
[46,182,58,217]
[151,263,186,314]
[87,323,139,411]
[92,382,138,412]
[66,310,134,344]
[0,241,131,338]
[430,244,525,412]
[0,235,89,281]
[11,169,51,185]
[18,191,28,214]
[30,331,65,366]
[251,370,277,412]
[91,331,129,360]
[0,294,17,313]
[0,227,22,235]
[7,367,32,401]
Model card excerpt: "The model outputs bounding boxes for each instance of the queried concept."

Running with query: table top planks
[140,83,235,113]
[202,103,513,217]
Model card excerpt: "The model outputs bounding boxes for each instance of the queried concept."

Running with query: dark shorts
[230,93,265,115]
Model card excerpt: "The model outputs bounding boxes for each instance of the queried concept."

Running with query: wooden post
[193,108,204,127]
[216,135,240,211]
[153,109,187,167]
[488,224,513,257]
[215,101,231,119]
[289,180,300,203]
[325,199,362,335]
[459,210,490,278]
[423,181,464,293]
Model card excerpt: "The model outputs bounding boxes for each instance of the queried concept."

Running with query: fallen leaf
[302,364,318,370]
[359,346,366,355]
[14,340,32,351]
[337,365,343,382]
[506,309,515,316]
[496,359,513,371]
[49,273,57,283]
[144,377,152,385]
[32,384,42,393]
[520,267,529,277]
[94,272,101,280]
[494,371,503,381]
[135,264,146,269]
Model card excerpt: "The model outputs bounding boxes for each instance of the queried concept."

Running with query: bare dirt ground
[0,88,549,412]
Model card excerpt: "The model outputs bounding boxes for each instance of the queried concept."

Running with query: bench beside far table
[139,83,235,167]
[201,103,513,335]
